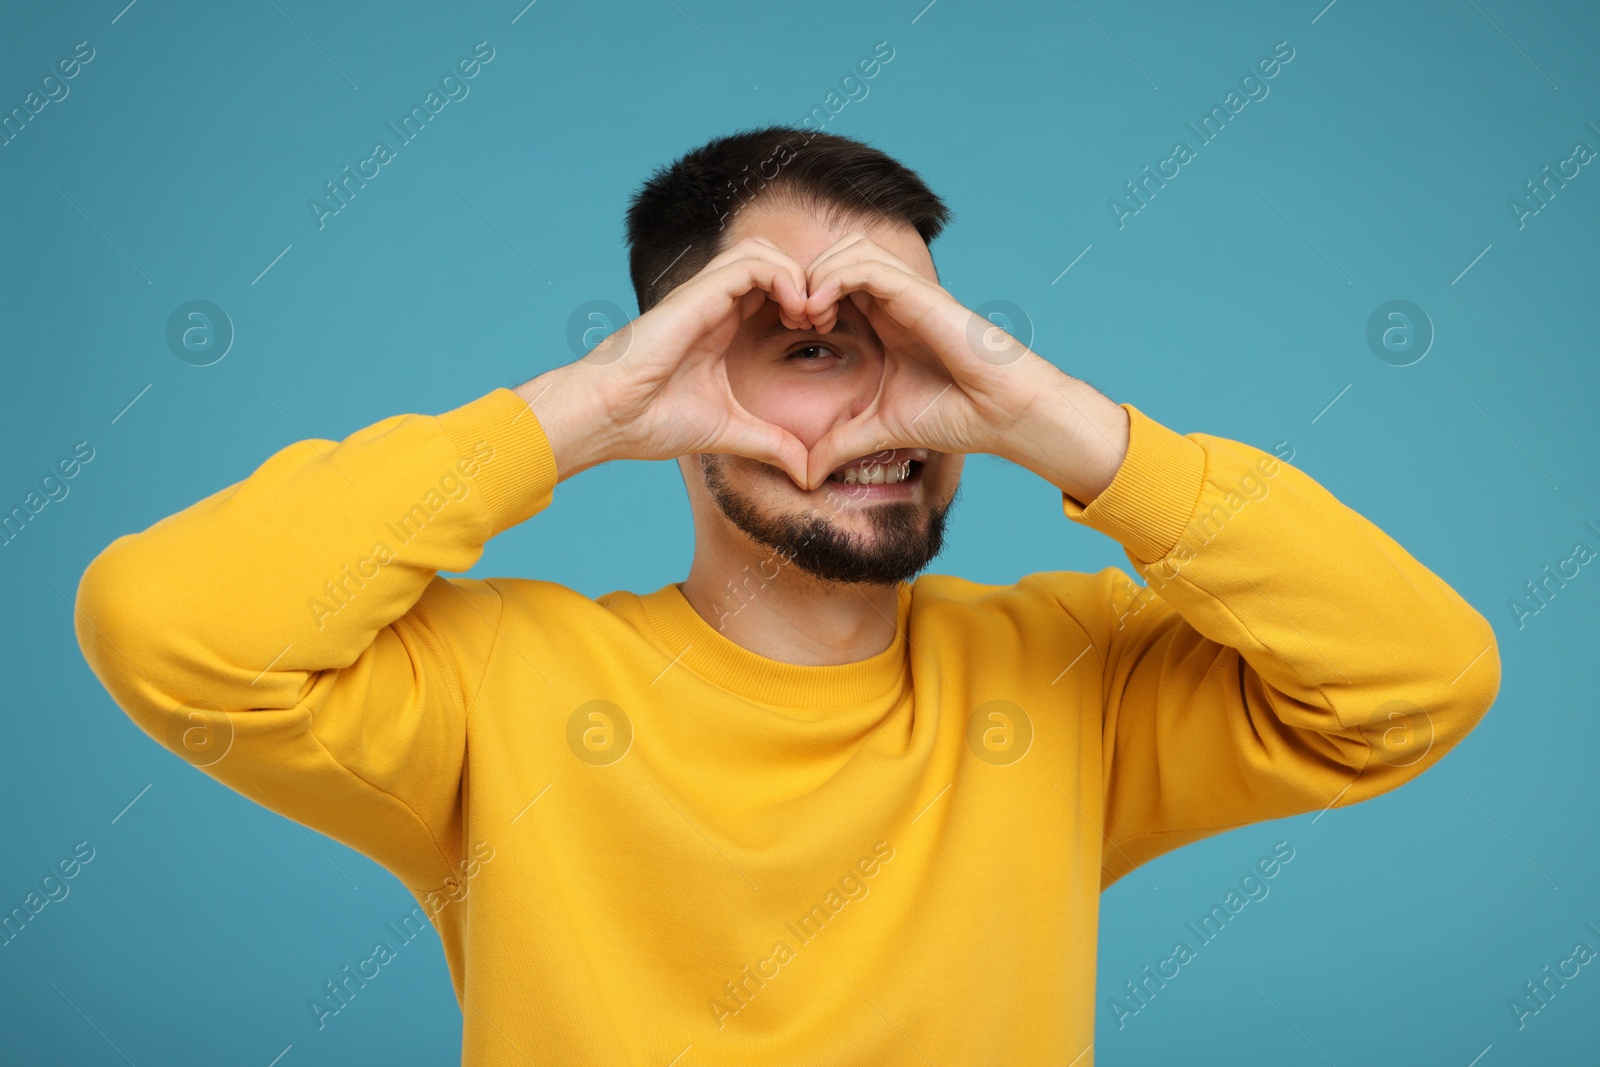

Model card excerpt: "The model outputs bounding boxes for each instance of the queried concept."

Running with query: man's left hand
[799,234,1131,505]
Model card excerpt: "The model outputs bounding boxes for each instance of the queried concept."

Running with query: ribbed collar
[632,580,913,715]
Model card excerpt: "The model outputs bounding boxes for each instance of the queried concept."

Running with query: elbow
[1412,605,1502,764]
[1448,612,1502,736]
[74,537,143,677]
[76,542,261,770]
[73,536,178,713]
[1443,596,1502,718]
[1354,601,1501,779]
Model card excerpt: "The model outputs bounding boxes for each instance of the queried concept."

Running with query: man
[76,126,1500,1064]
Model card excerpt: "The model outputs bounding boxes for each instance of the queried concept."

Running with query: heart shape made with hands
[760,234,1042,492]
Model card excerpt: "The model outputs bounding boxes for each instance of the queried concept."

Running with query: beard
[699,455,955,586]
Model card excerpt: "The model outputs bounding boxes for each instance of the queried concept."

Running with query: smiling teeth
[838,460,911,485]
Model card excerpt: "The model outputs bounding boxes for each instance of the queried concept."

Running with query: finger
[814,286,876,335]
[805,234,909,284]
[740,291,810,335]
[807,258,946,346]
[703,235,803,283]
[698,239,810,322]
[804,238,916,319]
[804,237,876,331]
[811,287,878,337]
[749,236,814,321]
[808,289,875,338]
[685,256,809,343]
[805,415,906,492]
[812,257,928,329]
[692,251,804,324]
[717,407,812,489]
[777,300,814,331]
[804,231,875,277]
[806,259,885,328]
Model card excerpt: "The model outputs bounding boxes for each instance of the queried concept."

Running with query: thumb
[717,408,812,490]
[806,415,896,492]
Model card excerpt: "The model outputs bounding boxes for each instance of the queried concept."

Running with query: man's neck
[677,557,901,666]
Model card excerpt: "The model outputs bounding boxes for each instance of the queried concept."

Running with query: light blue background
[3,0,1596,1063]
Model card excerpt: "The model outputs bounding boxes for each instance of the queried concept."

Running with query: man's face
[679,202,964,587]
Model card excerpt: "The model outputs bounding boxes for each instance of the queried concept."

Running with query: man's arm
[73,387,559,893]
[73,238,824,893]
[785,234,1500,887]
[1011,382,1502,886]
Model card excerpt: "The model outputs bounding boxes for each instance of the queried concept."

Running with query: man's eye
[788,345,835,362]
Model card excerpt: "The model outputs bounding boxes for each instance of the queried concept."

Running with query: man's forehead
[725,204,937,283]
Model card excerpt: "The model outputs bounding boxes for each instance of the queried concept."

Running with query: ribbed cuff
[434,387,561,538]
[1061,403,1207,565]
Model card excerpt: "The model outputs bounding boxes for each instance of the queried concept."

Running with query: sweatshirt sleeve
[1049,404,1501,888]
[73,387,559,893]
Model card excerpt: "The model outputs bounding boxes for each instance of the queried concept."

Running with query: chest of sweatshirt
[434,574,1109,1062]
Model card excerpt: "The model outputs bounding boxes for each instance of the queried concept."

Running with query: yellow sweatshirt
[74,386,1500,1065]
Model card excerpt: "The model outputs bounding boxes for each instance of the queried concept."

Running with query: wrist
[513,366,617,483]
[1002,365,1130,506]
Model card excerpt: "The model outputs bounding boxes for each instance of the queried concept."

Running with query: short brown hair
[624,124,953,313]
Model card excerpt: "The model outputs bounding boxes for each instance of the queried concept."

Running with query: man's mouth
[824,448,930,486]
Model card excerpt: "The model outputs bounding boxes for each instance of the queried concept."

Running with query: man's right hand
[513,237,818,488]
